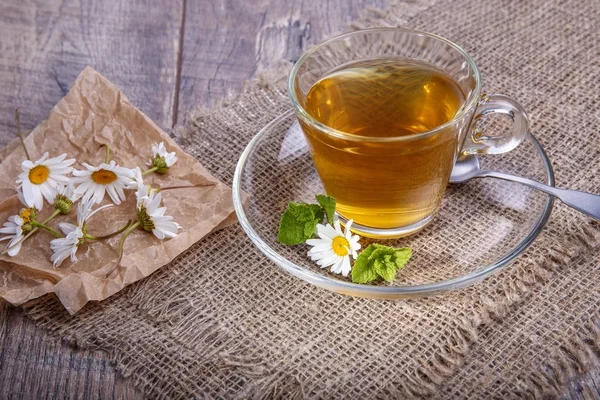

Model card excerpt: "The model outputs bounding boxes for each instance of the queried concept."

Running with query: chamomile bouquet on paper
[1,111,199,276]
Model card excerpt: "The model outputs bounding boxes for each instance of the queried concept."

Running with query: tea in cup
[289,28,528,238]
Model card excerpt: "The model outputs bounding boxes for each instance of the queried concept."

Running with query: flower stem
[86,220,133,241]
[43,209,61,224]
[14,109,31,161]
[31,222,62,238]
[115,221,141,266]
[142,166,159,176]
[0,227,38,256]
[156,183,215,192]
[102,144,111,163]
[0,209,63,256]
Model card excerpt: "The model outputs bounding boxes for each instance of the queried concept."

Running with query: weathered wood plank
[0,0,184,148]
[176,0,387,125]
[0,0,183,398]
[0,302,143,400]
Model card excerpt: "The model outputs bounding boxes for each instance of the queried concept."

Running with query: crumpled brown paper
[0,67,237,314]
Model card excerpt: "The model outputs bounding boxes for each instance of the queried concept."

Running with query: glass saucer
[232,110,554,298]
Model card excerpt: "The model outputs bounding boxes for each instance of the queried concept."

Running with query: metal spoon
[450,154,600,221]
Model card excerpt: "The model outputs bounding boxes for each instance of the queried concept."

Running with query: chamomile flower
[306,219,361,277]
[50,199,112,267]
[126,167,153,194]
[53,183,77,215]
[72,161,134,205]
[16,152,75,210]
[50,226,84,267]
[136,188,180,239]
[0,215,26,256]
[147,142,177,173]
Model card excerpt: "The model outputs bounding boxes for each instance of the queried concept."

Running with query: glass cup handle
[461,93,529,155]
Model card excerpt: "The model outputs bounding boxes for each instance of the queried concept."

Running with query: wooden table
[0,1,597,398]
[0,1,387,398]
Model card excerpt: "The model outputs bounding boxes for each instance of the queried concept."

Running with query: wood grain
[0,0,183,148]
[0,0,182,398]
[0,1,385,398]
[0,0,598,398]
[0,303,143,400]
[177,0,386,125]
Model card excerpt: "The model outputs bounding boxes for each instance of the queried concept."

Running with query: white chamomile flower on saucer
[0,215,26,256]
[16,152,75,210]
[50,199,112,267]
[307,219,361,277]
[148,142,177,173]
[136,187,181,239]
[72,161,134,205]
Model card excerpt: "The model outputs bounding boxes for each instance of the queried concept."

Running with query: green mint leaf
[373,258,396,282]
[393,248,412,270]
[351,244,413,284]
[315,194,336,223]
[277,202,325,245]
[351,244,379,284]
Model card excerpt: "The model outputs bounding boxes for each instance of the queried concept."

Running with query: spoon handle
[478,170,600,221]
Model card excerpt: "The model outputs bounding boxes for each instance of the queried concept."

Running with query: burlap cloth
[16,0,599,398]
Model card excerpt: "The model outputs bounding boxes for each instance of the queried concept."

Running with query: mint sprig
[277,194,413,284]
[277,194,336,245]
[315,194,336,224]
[277,202,325,245]
[351,244,412,284]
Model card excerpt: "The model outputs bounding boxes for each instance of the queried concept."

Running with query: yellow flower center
[332,236,350,256]
[29,165,50,185]
[91,169,118,185]
[19,209,32,223]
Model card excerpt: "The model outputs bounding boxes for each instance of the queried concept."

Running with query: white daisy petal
[340,257,352,277]
[318,253,339,268]
[106,185,119,204]
[317,224,338,241]
[32,185,44,211]
[58,222,78,235]
[330,257,344,274]
[114,183,126,201]
[154,221,180,237]
[308,243,334,254]
[344,219,354,240]
[92,184,106,204]
[38,152,49,163]
[306,238,330,247]
[39,183,55,205]
[7,237,23,257]
[22,160,34,169]
[22,181,35,209]
[48,174,71,182]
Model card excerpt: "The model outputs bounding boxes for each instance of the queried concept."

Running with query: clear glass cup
[288,28,529,238]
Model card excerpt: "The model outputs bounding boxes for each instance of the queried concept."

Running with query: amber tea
[300,59,466,229]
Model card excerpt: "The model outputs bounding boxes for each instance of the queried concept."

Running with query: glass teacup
[288,28,529,238]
